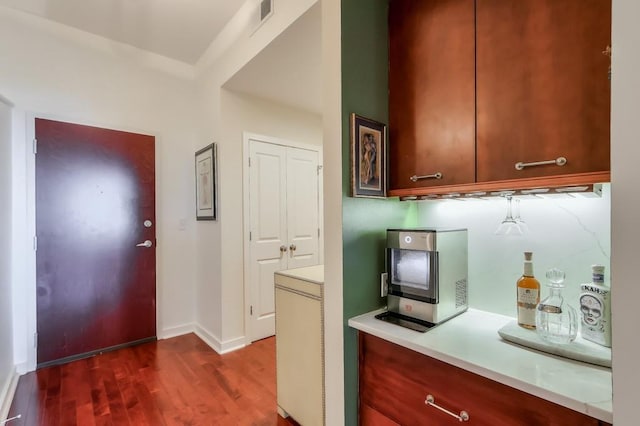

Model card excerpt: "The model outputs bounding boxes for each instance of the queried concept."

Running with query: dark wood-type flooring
[8,334,298,425]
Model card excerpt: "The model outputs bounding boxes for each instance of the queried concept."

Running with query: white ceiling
[0,0,246,64]
[224,3,322,114]
[0,0,322,115]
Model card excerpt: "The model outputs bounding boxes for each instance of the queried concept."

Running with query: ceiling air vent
[251,0,274,35]
[260,0,273,22]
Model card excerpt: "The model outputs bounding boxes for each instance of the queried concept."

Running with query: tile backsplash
[416,184,611,318]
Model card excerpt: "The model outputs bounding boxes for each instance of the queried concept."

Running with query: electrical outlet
[380,272,388,297]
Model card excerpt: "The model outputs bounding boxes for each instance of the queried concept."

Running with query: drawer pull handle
[425,395,469,422]
[515,156,567,171]
[410,172,443,182]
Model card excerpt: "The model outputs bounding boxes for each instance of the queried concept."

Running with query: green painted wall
[341,1,418,424]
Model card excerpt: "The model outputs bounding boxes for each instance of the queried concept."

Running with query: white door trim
[242,132,323,346]
[16,112,161,373]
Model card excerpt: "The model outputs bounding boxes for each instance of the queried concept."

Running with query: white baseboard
[0,367,19,423]
[14,362,29,376]
[194,325,246,355]
[158,323,195,340]
[219,336,246,354]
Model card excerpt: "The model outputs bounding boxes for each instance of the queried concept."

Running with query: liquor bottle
[579,265,612,347]
[517,252,540,329]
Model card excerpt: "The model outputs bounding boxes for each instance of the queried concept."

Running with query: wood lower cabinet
[361,404,400,426]
[387,0,611,197]
[358,333,610,426]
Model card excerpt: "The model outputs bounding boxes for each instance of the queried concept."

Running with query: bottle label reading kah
[581,285,608,295]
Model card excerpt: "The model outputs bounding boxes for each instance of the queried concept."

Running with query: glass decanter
[535,268,578,344]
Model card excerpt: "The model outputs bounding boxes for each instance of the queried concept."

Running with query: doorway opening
[242,133,323,343]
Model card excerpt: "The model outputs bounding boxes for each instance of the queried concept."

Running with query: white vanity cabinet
[275,265,324,426]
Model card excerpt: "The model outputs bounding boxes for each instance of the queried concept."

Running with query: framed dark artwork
[195,143,217,220]
[350,113,387,198]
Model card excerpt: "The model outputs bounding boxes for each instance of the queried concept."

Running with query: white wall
[0,96,15,420]
[0,6,199,371]
[193,0,318,351]
[222,90,323,147]
[223,89,322,343]
[321,0,344,424]
[416,187,610,317]
[193,90,322,351]
[611,0,640,424]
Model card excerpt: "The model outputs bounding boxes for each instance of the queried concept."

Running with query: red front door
[35,118,156,366]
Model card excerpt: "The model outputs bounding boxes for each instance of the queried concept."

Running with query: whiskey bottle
[517,252,540,329]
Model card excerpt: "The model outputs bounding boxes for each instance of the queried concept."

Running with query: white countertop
[348,308,612,423]
[274,264,324,285]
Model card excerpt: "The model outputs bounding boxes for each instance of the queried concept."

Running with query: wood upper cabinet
[388,0,611,196]
[388,0,475,190]
[359,332,611,426]
[476,0,611,182]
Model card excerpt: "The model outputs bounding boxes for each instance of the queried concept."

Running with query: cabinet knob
[280,245,288,253]
[515,156,567,171]
[425,394,469,422]
[410,172,443,182]
[289,244,297,251]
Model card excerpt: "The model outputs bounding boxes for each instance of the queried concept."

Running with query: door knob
[280,245,288,253]
[136,240,153,248]
[289,244,297,251]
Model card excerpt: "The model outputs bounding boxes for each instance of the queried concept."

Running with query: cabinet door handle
[514,156,567,171]
[410,172,443,182]
[280,245,288,253]
[425,395,469,422]
[289,244,297,251]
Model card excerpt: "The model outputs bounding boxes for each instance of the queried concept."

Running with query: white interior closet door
[286,147,320,269]
[248,138,320,342]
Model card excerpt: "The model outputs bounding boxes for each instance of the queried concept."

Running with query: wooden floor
[8,334,298,425]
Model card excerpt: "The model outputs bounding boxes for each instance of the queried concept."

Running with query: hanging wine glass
[513,198,530,233]
[494,192,524,236]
